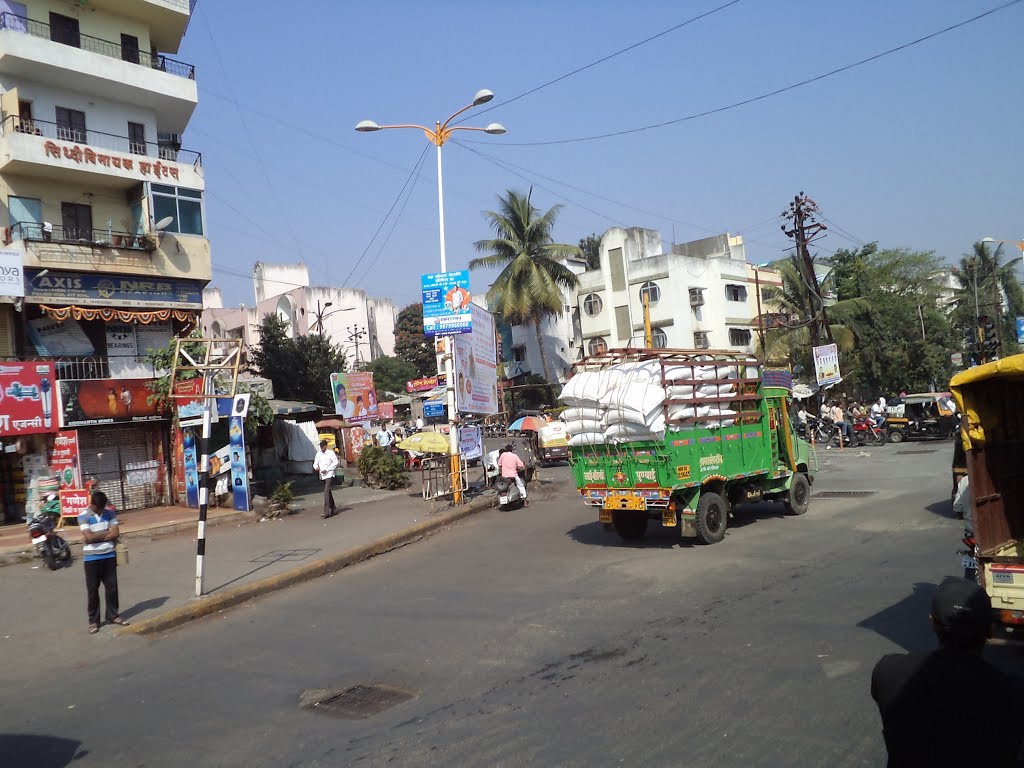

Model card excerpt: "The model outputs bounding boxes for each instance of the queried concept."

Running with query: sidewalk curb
[126,492,496,636]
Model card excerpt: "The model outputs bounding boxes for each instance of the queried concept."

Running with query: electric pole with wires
[781,193,833,349]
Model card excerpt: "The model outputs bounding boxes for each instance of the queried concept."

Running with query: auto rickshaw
[949,356,1024,638]
[884,392,959,443]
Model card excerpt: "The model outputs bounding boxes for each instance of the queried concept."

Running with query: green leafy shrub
[266,481,295,517]
[357,446,408,490]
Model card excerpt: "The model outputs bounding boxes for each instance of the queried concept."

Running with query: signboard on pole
[453,303,498,415]
[1016,317,1024,345]
[183,427,199,509]
[950,352,963,367]
[421,270,473,336]
[423,400,445,418]
[812,343,841,386]
[458,425,483,461]
[0,361,56,436]
[229,415,249,511]
[330,372,379,424]
[50,430,81,490]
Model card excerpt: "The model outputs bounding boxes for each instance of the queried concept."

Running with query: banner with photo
[330,372,379,424]
[58,378,163,427]
[229,415,249,511]
[453,303,498,415]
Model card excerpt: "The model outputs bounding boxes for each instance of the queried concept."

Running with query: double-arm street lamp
[356,90,506,504]
[312,300,355,336]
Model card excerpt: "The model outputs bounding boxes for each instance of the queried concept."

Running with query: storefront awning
[40,305,199,326]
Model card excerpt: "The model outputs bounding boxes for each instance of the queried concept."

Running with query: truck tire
[887,429,905,444]
[612,511,647,540]
[784,473,810,516]
[695,492,727,545]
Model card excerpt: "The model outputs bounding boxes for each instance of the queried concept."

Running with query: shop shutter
[78,425,163,511]
[0,306,14,357]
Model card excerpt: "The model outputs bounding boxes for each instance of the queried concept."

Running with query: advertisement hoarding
[58,378,164,428]
[0,249,24,297]
[50,430,81,490]
[421,270,472,336]
[453,303,498,415]
[0,361,57,436]
[330,372,379,424]
[812,343,842,387]
[229,415,249,511]
[458,425,483,461]
[183,427,199,508]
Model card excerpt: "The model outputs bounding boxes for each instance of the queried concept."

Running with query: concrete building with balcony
[201,262,398,372]
[575,228,782,357]
[0,0,206,515]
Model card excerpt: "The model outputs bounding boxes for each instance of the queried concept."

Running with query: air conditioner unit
[689,288,704,307]
[694,332,710,349]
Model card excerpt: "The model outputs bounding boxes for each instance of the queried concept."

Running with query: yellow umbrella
[397,431,451,454]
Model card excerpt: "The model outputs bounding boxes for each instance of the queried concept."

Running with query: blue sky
[180,0,1024,309]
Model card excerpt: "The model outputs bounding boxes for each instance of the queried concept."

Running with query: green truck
[563,349,816,543]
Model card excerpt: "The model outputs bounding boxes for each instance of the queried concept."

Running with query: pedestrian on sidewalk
[313,439,340,518]
[870,578,1024,767]
[79,490,129,634]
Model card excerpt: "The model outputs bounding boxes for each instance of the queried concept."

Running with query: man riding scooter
[497,443,528,506]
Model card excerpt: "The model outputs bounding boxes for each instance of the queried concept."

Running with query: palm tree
[469,189,582,382]
[949,240,1024,353]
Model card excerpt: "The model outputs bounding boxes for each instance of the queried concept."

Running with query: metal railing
[0,12,195,79]
[1,115,202,168]
[6,222,153,251]
[1,355,160,381]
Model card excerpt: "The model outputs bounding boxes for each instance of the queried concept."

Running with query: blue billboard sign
[423,400,445,418]
[1017,316,1024,345]
[421,270,472,336]
[24,269,204,309]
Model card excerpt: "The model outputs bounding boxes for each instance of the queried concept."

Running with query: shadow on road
[857,581,937,653]
[209,548,322,594]
[566,521,690,549]
[728,502,786,531]
[924,498,955,519]
[0,734,85,767]
[119,596,170,620]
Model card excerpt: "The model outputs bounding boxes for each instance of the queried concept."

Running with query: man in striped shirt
[79,491,129,634]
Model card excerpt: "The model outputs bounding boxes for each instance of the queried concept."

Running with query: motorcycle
[851,417,887,447]
[806,416,839,446]
[28,495,72,571]
[958,530,979,581]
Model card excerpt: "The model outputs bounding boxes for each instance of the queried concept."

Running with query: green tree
[363,355,417,399]
[578,233,602,270]
[949,240,1024,356]
[469,188,581,383]
[393,303,436,377]
[250,315,346,407]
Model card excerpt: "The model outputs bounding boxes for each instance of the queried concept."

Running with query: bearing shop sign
[24,269,203,309]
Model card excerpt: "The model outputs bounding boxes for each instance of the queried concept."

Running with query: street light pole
[356,91,507,505]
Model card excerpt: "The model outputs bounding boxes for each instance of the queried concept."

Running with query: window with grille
[729,328,752,346]
[587,337,607,356]
[583,293,603,316]
[651,327,668,348]
[639,281,661,306]
[55,106,86,144]
[694,331,710,349]
[725,284,747,302]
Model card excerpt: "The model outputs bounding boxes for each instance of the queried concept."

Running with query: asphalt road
[5,444,1020,767]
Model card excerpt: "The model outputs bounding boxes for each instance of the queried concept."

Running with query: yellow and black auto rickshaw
[884,392,959,444]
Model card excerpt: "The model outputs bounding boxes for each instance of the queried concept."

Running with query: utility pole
[347,325,367,369]
[781,193,832,348]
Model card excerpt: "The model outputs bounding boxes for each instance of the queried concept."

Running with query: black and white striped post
[195,386,213,596]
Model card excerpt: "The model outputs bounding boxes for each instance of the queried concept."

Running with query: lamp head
[355,120,381,132]
[484,123,507,135]
[324,301,333,309]
[980,237,995,243]
[472,89,495,106]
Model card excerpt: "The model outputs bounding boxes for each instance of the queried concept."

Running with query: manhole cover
[813,490,877,499]
[301,684,416,719]
[897,450,937,455]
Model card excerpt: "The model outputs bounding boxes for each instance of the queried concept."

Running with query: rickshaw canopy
[950,354,1024,451]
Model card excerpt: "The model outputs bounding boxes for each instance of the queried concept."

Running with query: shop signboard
[229,415,249,511]
[453,304,498,415]
[406,376,439,393]
[0,249,24,297]
[330,372,379,424]
[183,427,199,508]
[24,269,204,309]
[0,361,57,436]
[50,429,82,490]
[812,343,842,387]
[59,488,91,521]
[58,378,164,428]
[421,270,472,336]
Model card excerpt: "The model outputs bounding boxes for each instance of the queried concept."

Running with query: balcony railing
[1,356,160,381]
[1,115,202,169]
[5,222,154,252]
[0,12,195,79]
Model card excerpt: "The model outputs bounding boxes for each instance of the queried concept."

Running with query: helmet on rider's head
[45,493,57,502]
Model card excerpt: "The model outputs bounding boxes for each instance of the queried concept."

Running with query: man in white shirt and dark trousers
[313,440,340,518]
[79,490,129,634]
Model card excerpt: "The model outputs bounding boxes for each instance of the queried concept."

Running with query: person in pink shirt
[497,445,528,504]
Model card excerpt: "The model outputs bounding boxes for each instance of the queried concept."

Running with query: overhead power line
[461,0,742,123]
[470,0,1023,147]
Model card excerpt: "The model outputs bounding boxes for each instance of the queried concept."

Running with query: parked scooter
[28,494,72,571]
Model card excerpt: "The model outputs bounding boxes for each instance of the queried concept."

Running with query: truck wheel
[612,511,647,541]
[784,473,810,516]
[887,429,905,444]
[695,493,727,545]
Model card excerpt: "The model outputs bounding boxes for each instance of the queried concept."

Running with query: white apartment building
[575,228,781,356]
[202,262,398,369]
[0,0,206,512]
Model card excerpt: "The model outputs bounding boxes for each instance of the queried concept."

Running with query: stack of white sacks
[560,361,739,447]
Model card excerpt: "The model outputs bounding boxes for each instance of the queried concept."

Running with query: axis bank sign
[25,269,203,309]
[0,250,24,297]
